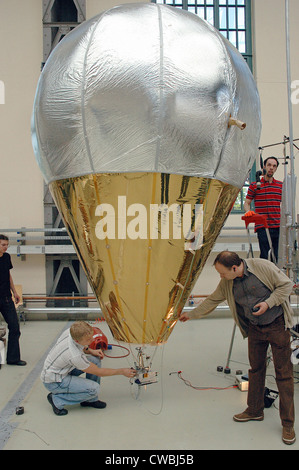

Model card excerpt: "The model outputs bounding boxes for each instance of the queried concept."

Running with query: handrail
[23,295,97,301]
[21,294,210,302]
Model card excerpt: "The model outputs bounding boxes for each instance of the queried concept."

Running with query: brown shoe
[233,409,264,422]
[282,427,296,445]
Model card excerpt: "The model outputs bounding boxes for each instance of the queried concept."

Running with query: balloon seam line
[80,17,105,174]
[142,173,157,343]
[154,4,164,171]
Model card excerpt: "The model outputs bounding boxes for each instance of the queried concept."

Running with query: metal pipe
[285,0,296,223]
[22,307,102,314]
[21,304,299,316]
[23,295,97,301]
[21,305,226,315]
[285,0,297,283]
[259,137,299,150]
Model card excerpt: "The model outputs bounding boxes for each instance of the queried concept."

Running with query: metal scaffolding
[41,0,87,304]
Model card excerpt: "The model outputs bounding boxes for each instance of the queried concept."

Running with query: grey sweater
[190,258,294,338]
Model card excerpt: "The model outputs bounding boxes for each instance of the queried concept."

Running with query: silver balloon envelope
[31,3,261,345]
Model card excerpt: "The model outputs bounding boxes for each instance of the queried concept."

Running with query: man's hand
[84,347,104,359]
[92,348,105,359]
[123,368,136,378]
[179,312,191,322]
[252,301,269,316]
[13,292,20,305]
[243,210,256,217]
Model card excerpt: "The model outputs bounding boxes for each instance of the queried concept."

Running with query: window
[153,0,252,68]
[231,167,255,213]
[152,0,254,212]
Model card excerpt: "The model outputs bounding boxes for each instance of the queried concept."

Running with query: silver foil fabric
[31,3,261,189]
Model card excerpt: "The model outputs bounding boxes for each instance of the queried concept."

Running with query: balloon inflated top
[32,2,261,188]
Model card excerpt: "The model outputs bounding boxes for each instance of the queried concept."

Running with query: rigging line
[142,172,158,344]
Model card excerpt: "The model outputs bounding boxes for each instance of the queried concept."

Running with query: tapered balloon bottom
[50,172,239,345]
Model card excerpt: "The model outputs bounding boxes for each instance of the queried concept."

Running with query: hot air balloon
[31,3,261,352]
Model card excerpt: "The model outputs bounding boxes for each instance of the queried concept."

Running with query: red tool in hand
[242,211,268,229]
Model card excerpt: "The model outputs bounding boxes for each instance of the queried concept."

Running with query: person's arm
[83,362,136,378]
[179,281,227,322]
[243,182,256,213]
[251,263,293,316]
[243,198,252,213]
[9,273,20,304]
[261,267,293,309]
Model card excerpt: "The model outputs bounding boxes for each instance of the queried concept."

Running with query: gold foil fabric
[51,172,239,345]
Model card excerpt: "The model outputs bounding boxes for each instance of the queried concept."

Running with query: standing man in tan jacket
[179,251,295,445]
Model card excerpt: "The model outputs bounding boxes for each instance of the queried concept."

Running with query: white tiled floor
[0,315,298,451]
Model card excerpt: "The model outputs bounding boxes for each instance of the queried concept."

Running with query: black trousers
[0,296,21,363]
[257,227,280,262]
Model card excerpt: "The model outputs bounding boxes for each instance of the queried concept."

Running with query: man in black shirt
[0,234,26,365]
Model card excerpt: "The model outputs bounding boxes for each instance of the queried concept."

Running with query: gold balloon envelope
[50,172,239,345]
[30,4,261,351]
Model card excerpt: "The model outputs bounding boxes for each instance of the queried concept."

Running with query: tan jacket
[190,258,294,338]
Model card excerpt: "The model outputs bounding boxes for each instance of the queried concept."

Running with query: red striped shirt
[246,177,282,230]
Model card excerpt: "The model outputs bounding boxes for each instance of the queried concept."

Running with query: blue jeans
[43,355,102,410]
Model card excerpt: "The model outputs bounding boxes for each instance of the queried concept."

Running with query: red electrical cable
[171,371,238,391]
[103,344,130,358]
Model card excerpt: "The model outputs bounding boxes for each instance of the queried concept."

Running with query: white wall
[0,0,44,229]
[0,0,45,292]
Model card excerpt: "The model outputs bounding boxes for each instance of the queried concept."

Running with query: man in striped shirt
[244,157,282,262]
[41,321,136,416]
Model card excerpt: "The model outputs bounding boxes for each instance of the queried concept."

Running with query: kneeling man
[41,321,136,416]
